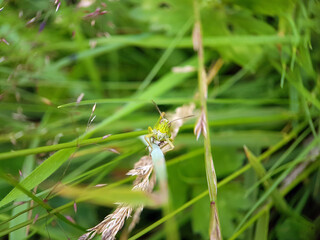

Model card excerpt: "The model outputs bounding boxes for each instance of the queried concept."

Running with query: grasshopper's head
[152,101,171,139]
[153,116,171,141]
[151,100,193,141]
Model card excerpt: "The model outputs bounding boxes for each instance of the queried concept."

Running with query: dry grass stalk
[193,0,221,238]
[207,59,224,86]
[281,139,319,190]
[210,206,222,240]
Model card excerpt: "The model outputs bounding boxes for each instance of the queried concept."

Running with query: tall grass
[0,1,319,240]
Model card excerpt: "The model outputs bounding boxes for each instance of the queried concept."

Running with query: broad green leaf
[275,217,316,240]
[231,0,295,15]
[228,13,276,35]
[213,146,244,178]
[218,183,252,238]
[131,0,193,36]
[191,185,210,239]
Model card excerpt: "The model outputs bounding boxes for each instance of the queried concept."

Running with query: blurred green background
[0,0,320,239]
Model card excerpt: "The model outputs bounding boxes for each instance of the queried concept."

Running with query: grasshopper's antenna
[169,115,194,125]
[152,100,162,115]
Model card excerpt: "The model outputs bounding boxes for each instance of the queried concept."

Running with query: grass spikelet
[80,204,132,240]
[79,156,155,240]
[194,108,207,140]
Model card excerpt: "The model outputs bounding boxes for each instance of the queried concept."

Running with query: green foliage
[275,217,316,240]
[213,146,244,178]
[218,183,253,238]
[0,148,76,207]
[0,0,319,240]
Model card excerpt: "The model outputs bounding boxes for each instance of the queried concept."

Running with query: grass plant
[0,0,319,240]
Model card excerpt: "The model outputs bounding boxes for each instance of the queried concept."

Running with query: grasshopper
[144,101,193,152]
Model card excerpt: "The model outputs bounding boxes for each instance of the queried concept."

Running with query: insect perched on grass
[144,101,193,152]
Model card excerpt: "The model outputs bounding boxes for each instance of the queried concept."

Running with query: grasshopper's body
[144,104,174,151]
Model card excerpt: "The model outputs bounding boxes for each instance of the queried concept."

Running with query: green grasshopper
[144,101,193,152]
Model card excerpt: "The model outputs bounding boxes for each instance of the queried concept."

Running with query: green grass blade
[254,210,269,240]
[234,137,320,233]
[136,18,192,93]
[0,130,146,161]
[55,184,156,207]
[0,148,76,207]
